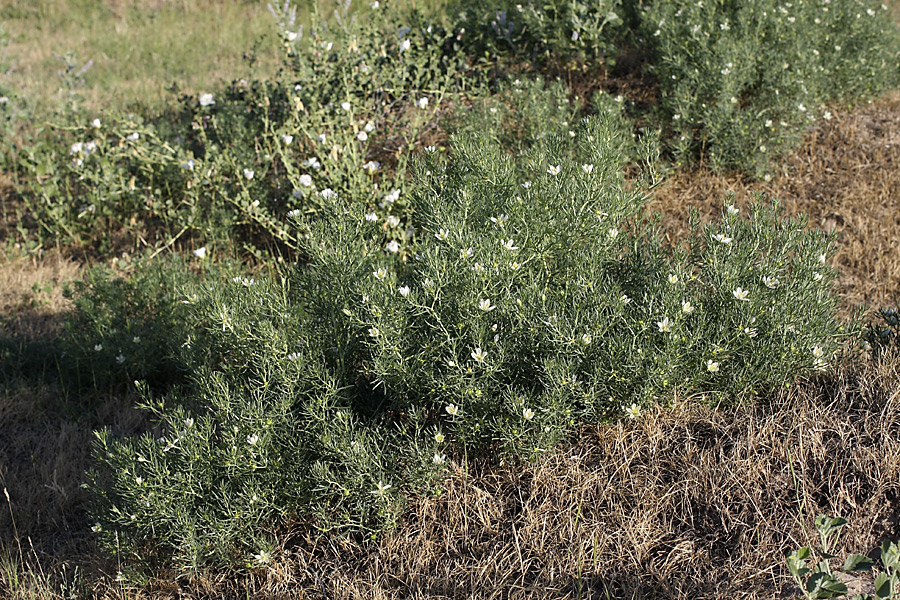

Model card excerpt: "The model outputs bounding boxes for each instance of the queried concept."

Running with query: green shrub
[85,109,850,569]
[60,254,210,392]
[639,0,900,175]
[866,308,900,359]
[452,0,625,66]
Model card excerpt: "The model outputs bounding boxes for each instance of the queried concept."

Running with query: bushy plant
[452,0,625,66]
[16,0,476,256]
[638,0,900,175]
[85,109,850,570]
[60,254,212,391]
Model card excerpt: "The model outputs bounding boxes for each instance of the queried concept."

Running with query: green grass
[1,0,291,113]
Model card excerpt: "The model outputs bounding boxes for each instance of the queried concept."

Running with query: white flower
[385,240,401,254]
[133,336,141,343]
[813,358,829,372]
[509,261,521,271]
[398,286,410,297]
[446,404,459,416]
[581,163,594,174]
[320,188,337,199]
[357,131,368,142]
[668,274,679,284]
[368,327,380,338]
[182,159,195,170]
[479,299,496,312]
[199,93,215,107]
[813,272,824,281]
[115,571,125,582]
[435,229,449,241]
[425,145,437,152]
[812,346,824,359]
[522,181,532,189]
[400,38,411,52]
[732,287,750,301]
[243,169,255,180]
[365,212,378,222]
[625,403,641,419]
[706,359,719,373]
[434,431,445,443]
[253,550,272,565]
[500,239,519,251]
[193,246,207,259]
[92,522,102,533]
[383,189,401,205]
[712,233,733,245]
[681,300,694,314]
[373,267,388,281]
[363,160,381,173]
[657,317,672,333]
[365,121,375,132]
[489,214,508,228]
[282,134,293,145]
[91,118,101,128]
[286,30,298,41]
[70,142,83,155]
[744,327,758,337]
[372,481,392,497]
[460,247,474,259]
[317,133,326,144]
[581,333,592,345]
[762,276,779,289]
[547,164,561,176]
[523,408,535,420]
[417,97,429,109]
[341,101,351,111]
[386,215,400,228]
[287,209,301,218]
[247,434,259,445]
[94,344,103,352]
[299,174,313,187]
[817,253,827,265]
[726,204,739,216]
[433,452,446,464]
[135,476,143,485]
[116,354,126,365]
[126,132,140,141]
[370,0,379,7]
[620,294,632,304]
[608,228,619,239]
[471,347,487,363]
[288,351,302,361]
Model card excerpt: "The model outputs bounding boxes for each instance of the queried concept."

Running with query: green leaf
[816,515,848,540]
[806,572,848,598]
[874,572,891,599]
[881,540,900,570]
[844,554,875,573]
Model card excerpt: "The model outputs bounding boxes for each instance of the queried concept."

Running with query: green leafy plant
[639,0,900,176]
[787,515,900,599]
[84,110,851,570]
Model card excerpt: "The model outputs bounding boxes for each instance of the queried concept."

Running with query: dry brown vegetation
[2,56,900,600]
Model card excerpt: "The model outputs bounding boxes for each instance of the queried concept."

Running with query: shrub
[638,0,900,175]
[85,107,851,569]
[452,0,625,66]
[60,254,212,392]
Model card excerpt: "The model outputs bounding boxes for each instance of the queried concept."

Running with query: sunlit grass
[1,0,293,113]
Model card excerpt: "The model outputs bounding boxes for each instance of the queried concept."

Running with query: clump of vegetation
[84,106,850,569]
[639,0,900,176]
